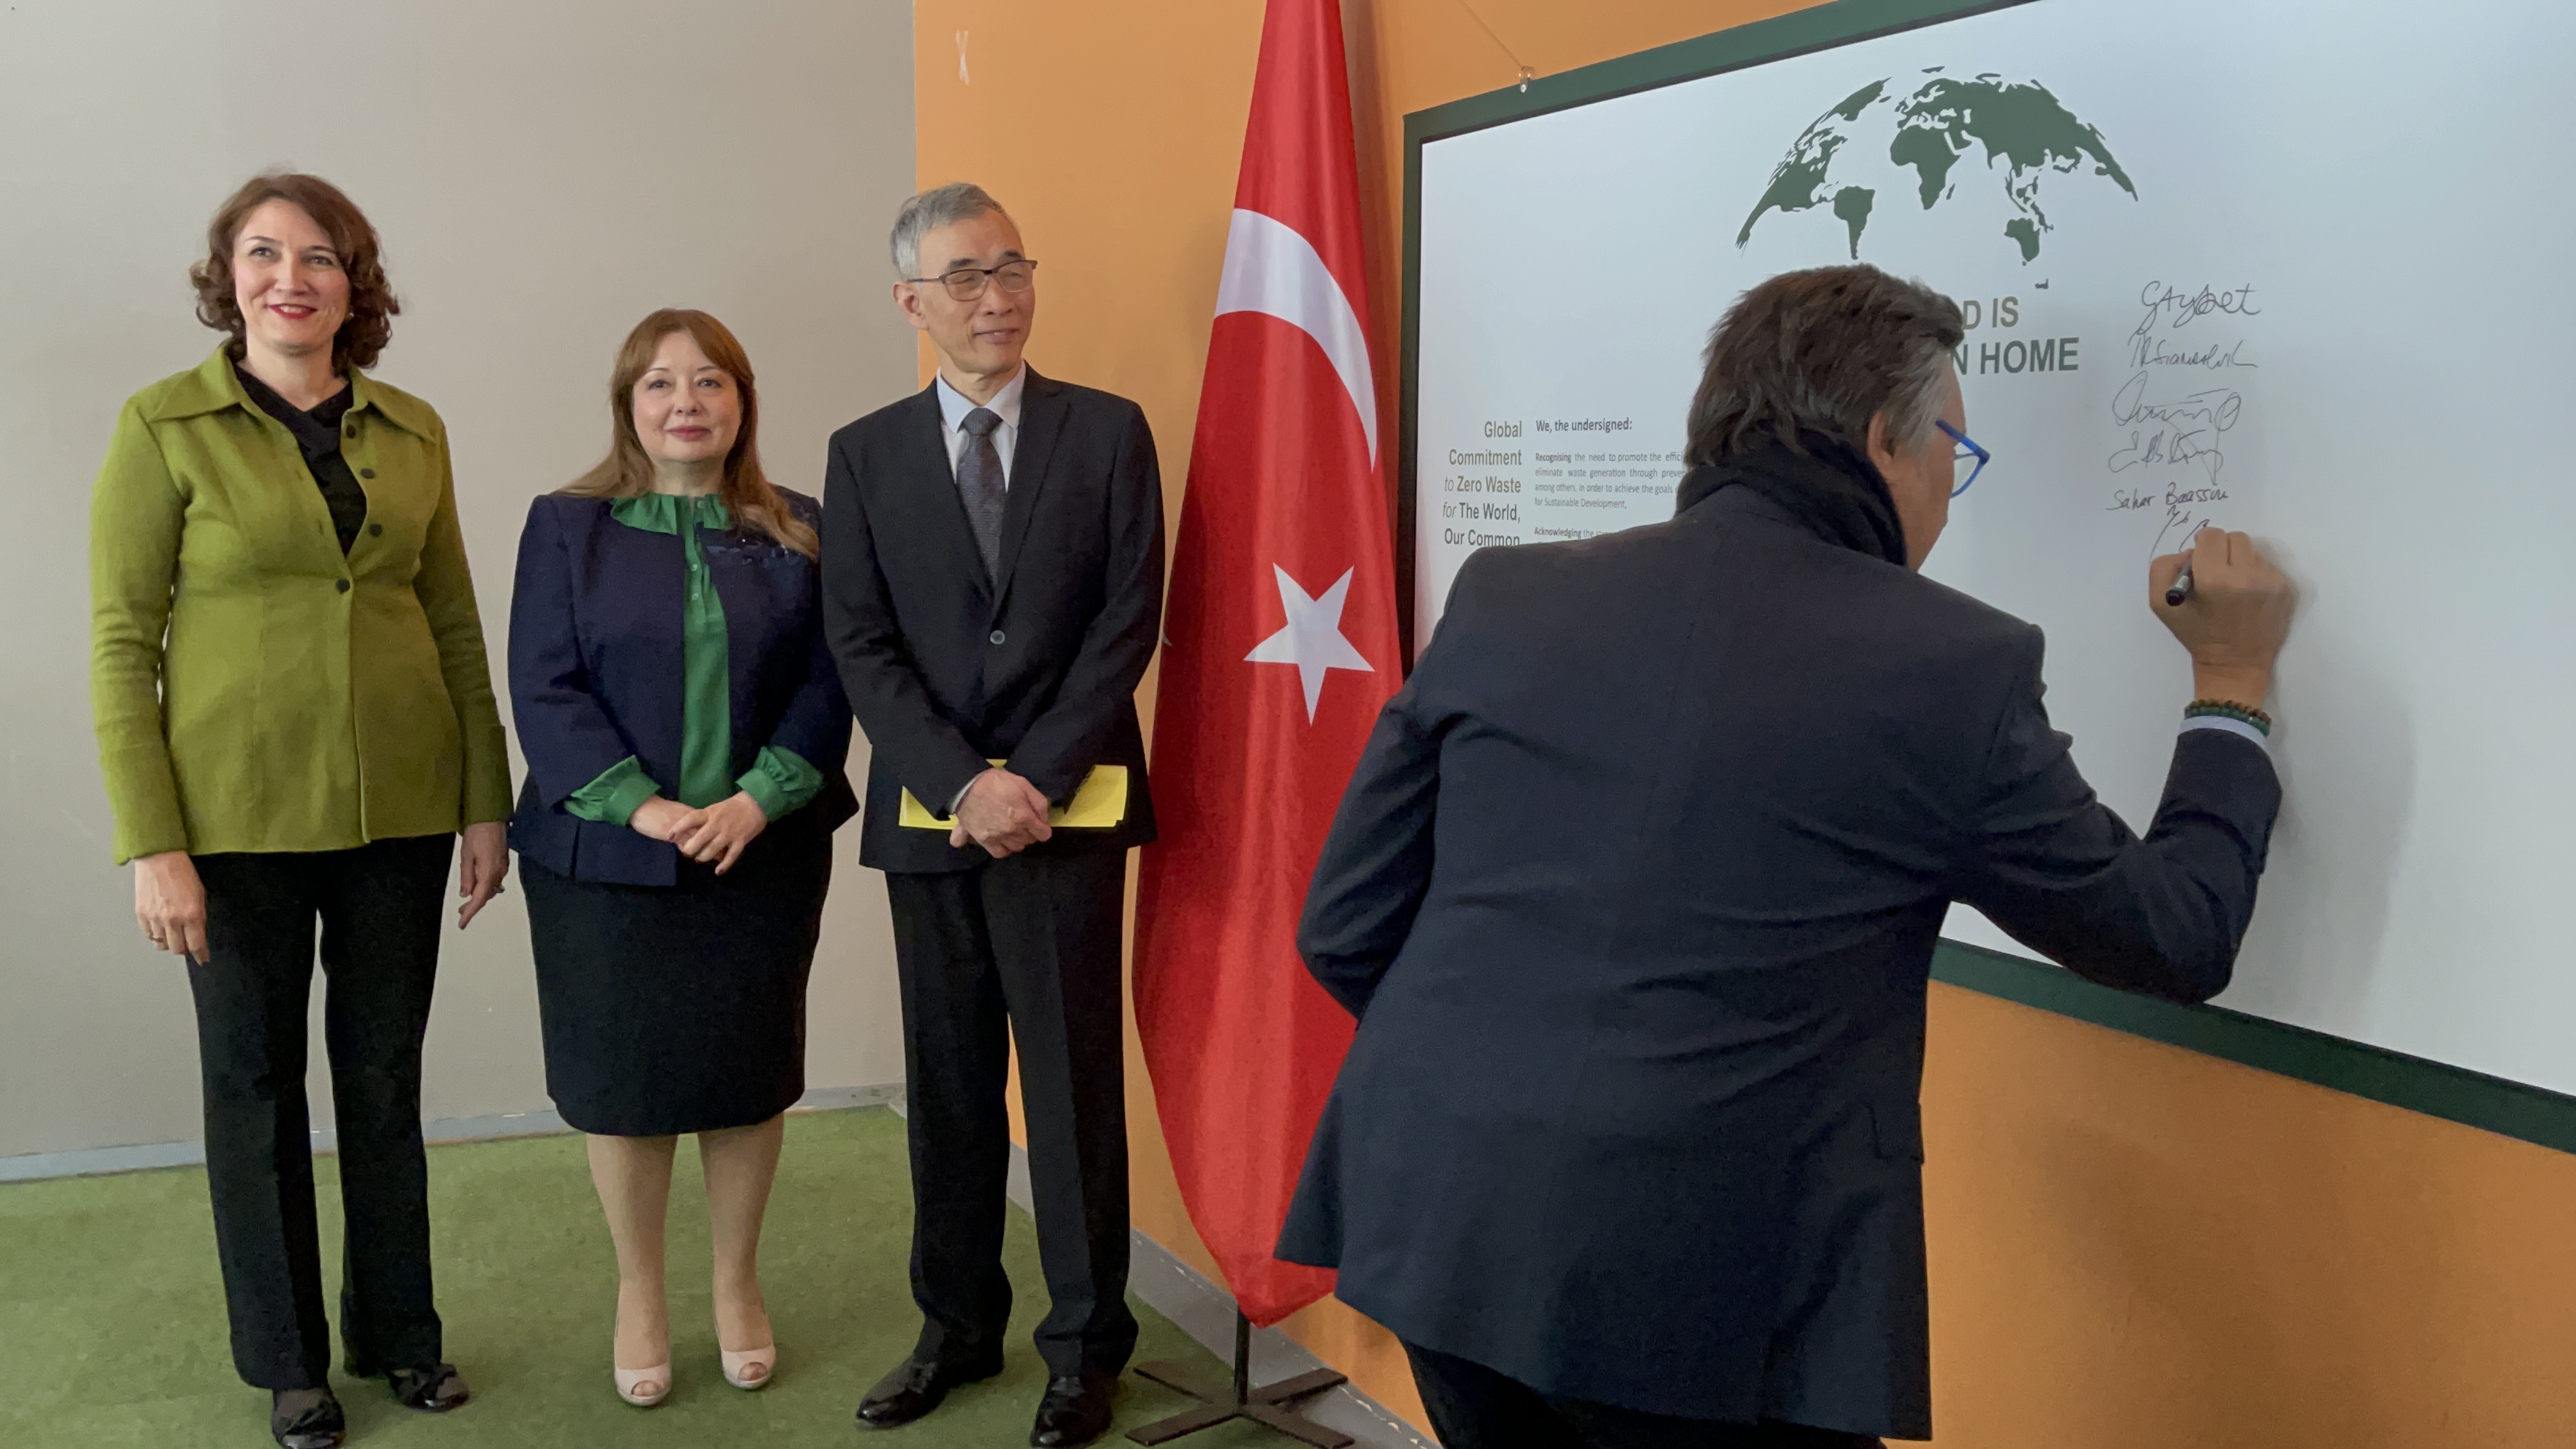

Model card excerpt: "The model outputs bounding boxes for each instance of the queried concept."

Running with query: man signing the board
[1277,263,2294,1449]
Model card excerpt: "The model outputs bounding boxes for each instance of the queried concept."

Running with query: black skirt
[522,831,831,1137]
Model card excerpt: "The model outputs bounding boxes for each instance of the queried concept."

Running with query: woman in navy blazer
[507,310,854,1409]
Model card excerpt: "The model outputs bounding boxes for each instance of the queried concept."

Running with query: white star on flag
[1244,564,1374,722]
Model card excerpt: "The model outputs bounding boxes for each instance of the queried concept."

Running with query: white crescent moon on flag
[1213,207,1378,462]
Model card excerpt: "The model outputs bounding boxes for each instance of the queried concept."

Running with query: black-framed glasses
[905,259,1038,301]
[1936,419,1988,498]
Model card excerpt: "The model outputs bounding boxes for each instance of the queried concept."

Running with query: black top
[1278,438,2283,1439]
[820,368,1166,873]
[234,360,367,554]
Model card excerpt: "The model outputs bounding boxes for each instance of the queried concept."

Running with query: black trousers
[884,846,1137,1379]
[1403,1344,1887,1449]
[187,834,454,1390]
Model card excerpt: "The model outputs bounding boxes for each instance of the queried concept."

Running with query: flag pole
[1126,1308,1352,1447]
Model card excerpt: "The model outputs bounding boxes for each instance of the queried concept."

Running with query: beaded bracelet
[2185,699,2272,735]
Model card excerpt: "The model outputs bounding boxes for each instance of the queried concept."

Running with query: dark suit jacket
[1276,439,2282,1440]
[821,370,1164,874]
[506,490,857,886]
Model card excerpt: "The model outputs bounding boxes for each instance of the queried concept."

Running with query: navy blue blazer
[506,489,857,886]
[1279,441,2281,1439]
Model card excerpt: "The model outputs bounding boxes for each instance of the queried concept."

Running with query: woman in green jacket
[88,173,509,1449]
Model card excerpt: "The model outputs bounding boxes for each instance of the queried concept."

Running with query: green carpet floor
[0,1107,1275,1447]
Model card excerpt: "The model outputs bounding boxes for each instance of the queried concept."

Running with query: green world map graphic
[1737,72,2135,263]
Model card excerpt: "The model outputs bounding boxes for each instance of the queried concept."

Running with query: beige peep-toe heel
[721,1344,776,1390]
[614,1363,672,1407]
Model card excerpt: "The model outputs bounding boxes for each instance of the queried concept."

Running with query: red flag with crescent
[1131,0,1400,1326]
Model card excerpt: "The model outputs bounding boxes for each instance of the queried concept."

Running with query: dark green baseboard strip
[1932,940,2576,1156]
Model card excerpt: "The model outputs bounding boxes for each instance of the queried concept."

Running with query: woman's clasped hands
[629,793,768,874]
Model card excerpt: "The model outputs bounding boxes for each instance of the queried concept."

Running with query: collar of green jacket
[143,345,440,439]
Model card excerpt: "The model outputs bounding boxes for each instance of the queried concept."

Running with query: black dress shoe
[855,1352,1006,1429]
[270,1388,345,1449]
[387,1362,472,1412]
[1030,1372,1116,1448]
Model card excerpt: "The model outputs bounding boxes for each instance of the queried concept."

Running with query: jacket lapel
[165,349,348,576]
[898,382,994,604]
[993,367,1067,607]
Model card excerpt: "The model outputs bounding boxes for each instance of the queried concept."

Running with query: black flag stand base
[1127,1310,1353,1448]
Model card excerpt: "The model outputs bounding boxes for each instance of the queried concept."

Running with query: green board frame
[1395,0,2576,1156]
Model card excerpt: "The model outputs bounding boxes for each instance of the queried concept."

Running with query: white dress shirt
[935,366,1027,489]
[2180,713,2270,754]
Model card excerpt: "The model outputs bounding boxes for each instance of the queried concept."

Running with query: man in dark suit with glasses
[823,182,1164,1449]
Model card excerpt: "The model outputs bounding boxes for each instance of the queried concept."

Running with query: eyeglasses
[905,259,1038,301]
[1936,419,1988,498]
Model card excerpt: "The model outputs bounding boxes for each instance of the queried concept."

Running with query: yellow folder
[899,763,1128,831]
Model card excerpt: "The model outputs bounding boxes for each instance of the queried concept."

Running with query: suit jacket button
[989,629,1006,645]
[359,468,376,479]
[335,578,351,594]
[369,523,383,536]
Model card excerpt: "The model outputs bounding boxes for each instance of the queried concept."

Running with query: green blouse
[563,493,823,825]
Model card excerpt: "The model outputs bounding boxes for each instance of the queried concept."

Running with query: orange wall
[912,3,2576,1445]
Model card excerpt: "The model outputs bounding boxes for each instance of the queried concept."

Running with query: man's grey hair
[891,182,1009,278]
[1684,264,1966,467]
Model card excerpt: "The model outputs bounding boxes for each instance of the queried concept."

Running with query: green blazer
[89,348,512,864]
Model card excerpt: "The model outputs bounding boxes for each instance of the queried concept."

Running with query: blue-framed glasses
[1936,420,1988,498]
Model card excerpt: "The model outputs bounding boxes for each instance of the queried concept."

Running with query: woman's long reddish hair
[561,309,818,558]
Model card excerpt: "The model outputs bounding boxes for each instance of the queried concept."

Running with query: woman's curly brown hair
[190,173,401,372]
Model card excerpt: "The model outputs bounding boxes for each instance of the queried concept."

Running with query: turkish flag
[1131,0,1401,1327]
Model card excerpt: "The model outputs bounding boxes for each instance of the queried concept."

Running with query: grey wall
[0,0,920,1159]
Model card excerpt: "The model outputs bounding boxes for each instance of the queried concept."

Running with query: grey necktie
[956,407,1006,581]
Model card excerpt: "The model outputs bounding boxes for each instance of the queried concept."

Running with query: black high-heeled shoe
[270,1388,345,1449]
[386,1362,473,1412]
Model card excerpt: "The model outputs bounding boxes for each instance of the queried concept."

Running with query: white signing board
[1412,0,2576,1093]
